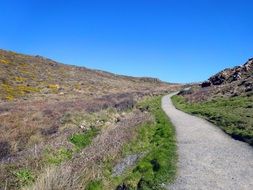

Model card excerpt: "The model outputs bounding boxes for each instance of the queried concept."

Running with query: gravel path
[162,93,253,190]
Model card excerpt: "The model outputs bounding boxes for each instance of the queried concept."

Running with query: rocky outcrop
[201,81,211,88]
[243,81,253,92]
[178,88,194,95]
[184,58,253,102]
[201,58,253,88]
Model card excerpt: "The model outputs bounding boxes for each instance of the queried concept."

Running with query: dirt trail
[162,93,253,190]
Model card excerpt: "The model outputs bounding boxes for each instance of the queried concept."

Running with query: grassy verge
[172,95,253,146]
[105,96,177,189]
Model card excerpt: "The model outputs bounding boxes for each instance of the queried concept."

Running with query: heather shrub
[0,141,11,159]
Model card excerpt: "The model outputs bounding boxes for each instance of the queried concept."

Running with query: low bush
[0,141,11,159]
[40,126,59,136]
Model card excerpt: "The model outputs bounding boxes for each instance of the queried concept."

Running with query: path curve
[162,93,253,190]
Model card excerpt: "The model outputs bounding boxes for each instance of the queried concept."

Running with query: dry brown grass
[0,49,181,189]
[0,93,140,157]
[25,166,80,190]
[0,94,154,189]
[0,49,180,102]
[23,111,151,190]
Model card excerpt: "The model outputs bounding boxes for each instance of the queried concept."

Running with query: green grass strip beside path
[172,95,253,146]
[112,96,177,190]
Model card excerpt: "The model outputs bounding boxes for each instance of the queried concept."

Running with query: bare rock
[116,184,130,190]
[201,81,212,88]
[112,154,140,177]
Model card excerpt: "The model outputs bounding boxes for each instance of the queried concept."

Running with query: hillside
[188,58,253,102]
[172,58,253,146]
[0,49,180,189]
[0,49,178,101]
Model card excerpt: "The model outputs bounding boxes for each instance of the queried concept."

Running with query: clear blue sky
[1,0,253,83]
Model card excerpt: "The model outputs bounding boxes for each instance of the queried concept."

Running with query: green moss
[172,95,253,146]
[69,128,99,149]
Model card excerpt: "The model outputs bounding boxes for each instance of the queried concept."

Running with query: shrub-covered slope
[0,49,180,189]
[173,58,253,146]
[0,49,179,101]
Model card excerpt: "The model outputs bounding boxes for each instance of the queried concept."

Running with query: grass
[69,128,99,149]
[106,96,177,189]
[172,95,253,146]
[14,169,35,186]
[44,148,73,165]
[86,180,103,190]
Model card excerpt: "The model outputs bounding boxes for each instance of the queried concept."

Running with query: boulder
[178,88,194,94]
[209,73,226,85]
[201,81,211,88]
[116,184,129,190]
[245,82,253,92]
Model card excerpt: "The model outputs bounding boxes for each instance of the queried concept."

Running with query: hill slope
[173,58,253,145]
[196,58,253,101]
[0,49,180,189]
[0,49,177,101]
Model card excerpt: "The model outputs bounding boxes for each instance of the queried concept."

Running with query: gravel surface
[162,93,253,190]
